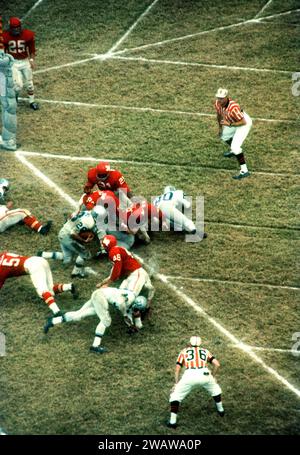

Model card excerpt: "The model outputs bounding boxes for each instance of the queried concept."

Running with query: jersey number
[0,253,21,267]
[8,40,26,54]
[186,348,207,361]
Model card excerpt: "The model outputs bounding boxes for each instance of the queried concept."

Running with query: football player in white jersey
[0,178,52,235]
[38,211,98,277]
[43,285,154,354]
[153,186,197,234]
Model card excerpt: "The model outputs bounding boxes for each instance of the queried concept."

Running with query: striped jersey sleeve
[176,347,214,369]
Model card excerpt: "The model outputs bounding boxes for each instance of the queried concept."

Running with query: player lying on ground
[0,251,78,316]
[44,287,153,353]
[0,178,52,234]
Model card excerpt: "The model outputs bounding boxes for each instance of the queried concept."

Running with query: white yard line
[22,0,45,21]
[111,55,294,75]
[254,0,273,19]
[107,0,160,54]
[34,54,108,75]
[19,97,299,125]
[165,275,300,292]
[112,9,300,56]
[16,149,300,179]
[15,153,77,208]
[232,345,300,354]
[13,154,300,399]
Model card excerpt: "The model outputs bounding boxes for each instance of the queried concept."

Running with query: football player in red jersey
[96,234,154,306]
[3,17,39,110]
[83,162,132,198]
[0,252,78,315]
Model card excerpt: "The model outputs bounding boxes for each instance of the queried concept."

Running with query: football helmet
[101,234,117,251]
[164,186,176,194]
[190,336,201,347]
[9,17,21,35]
[96,162,111,179]
[132,295,147,312]
[0,178,9,200]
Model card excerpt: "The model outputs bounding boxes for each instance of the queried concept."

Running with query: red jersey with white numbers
[108,246,141,281]
[123,201,163,225]
[85,167,131,193]
[214,98,244,123]
[176,346,214,369]
[0,252,29,289]
[3,29,36,60]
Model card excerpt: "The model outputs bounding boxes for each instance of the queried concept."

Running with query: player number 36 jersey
[177,346,214,369]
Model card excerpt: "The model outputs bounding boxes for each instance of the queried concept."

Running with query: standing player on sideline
[215,88,252,179]
[0,251,78,315]
[96,235,154,307]
[167,336,224,428]
[3,17,39,110]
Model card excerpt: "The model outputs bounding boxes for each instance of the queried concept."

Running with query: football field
[0,0,300,435]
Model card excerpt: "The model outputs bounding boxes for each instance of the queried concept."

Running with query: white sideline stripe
[112,55,294,75]
[14,155,300,399]
[165,275,300,292]
[231,345,300,354]
[112,9,300,56]
[34,55,108,75]
[16,150,300,179]
[158,274,300,399]
[15,153,77,209]
[108,0,160,54]
[22,0,45,21]
[19,97,299,125]
[254,0,273,19]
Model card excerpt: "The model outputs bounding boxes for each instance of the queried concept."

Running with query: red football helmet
[9,17,22,35]
[96,162,111,179]
[101,234,117,251]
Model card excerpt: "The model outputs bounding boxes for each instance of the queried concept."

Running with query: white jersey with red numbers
[0,252,29,289]
[214,98,244,123]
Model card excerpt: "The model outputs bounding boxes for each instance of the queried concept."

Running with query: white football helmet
[0,178,9,200]
[164,185,176,194]
[132,295,148,312]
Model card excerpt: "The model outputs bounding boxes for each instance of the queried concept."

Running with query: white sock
[170,412,177,424]
[52,316,64,325]
[49,302,60,314]
[92,335,102,348]
[62,283,72,292]
[29,95,35,103]
[216,402,224,412]
[240,164,248,173]
[41,252,56,259]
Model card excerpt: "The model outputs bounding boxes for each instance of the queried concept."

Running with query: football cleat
[223,151,234,158]
[39,220,52,235]
[89,346,108,354]
[166,421,177,429]
[70,283,79,300]
[217,410,225,417]
[30,102,39,110]
[44,317,54,334]
[232,171,250,180]
[36,251,43,257]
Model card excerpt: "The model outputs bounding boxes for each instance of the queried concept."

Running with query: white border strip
[165,275,300,292]
[254,0,273,19]
[14,153,300,399]
[236,345,300,354]
[16,150,300,179]
[107,0,160,54]
[22,0,45,21]
[112,55,294,75]
[19,97,299,125]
